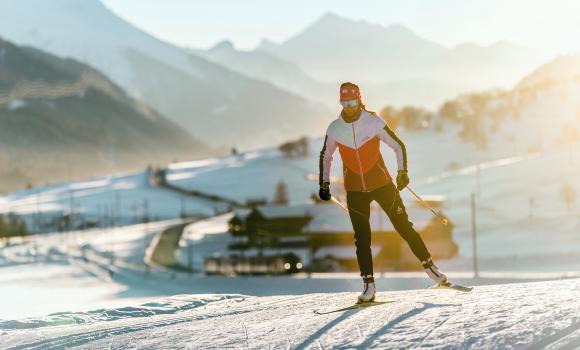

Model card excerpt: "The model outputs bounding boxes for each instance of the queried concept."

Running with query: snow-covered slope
[517,53,580,89]
[0,0,331,149]
[2,278,580,349]
[0,170,229,231]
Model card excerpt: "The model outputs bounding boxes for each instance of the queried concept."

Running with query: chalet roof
[231,209,252,221]
[398,192,446,209]
[233,201,448,234]
[253,203,317,219]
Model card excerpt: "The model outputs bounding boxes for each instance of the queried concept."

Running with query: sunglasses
[340,99,359,108]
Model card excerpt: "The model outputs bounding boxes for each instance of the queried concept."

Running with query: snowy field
[2,277,580,349]
[0,220,181,320]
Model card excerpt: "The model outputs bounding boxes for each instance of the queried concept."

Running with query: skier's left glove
[319,182,331,201]
[396,170,409,191]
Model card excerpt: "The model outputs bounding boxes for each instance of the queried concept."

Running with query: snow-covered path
[2,278,580,349]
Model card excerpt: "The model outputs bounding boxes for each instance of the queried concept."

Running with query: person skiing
[318,82,448,303]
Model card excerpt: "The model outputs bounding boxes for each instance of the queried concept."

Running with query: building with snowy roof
[226,199,457,272]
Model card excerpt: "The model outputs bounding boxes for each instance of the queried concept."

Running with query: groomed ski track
[2,278,580,349]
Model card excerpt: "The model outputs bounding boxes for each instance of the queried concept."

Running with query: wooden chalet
[226,198,458,272]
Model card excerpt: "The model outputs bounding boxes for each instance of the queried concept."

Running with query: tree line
[0,213,28,242]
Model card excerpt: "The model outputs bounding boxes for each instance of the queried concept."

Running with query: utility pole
[476,162,481,196]
[188,241,193,272]
[109,203,115,266]
[69,191,75,232]
[181,197,185,218]
[115,191,121,227]
[471,192,479,278]
[35,193,41,234]
[143,198,150,275]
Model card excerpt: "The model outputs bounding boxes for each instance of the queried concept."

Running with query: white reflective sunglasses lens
[340,100,358,108]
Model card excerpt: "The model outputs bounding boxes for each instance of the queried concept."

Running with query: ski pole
[330,196,348,212]
[330,196,367,218]
[406,186,448,225]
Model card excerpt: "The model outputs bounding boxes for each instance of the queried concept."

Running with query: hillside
[436,52,580,153]
[0,37,205,192]
[517,53,580,89]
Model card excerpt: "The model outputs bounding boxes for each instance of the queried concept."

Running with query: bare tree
[560,183,576,213]
[273,180,289,205]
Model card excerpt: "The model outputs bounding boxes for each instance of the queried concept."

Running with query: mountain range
[0,0,332,150]
[185,12,548,109]
[254,13,546,108]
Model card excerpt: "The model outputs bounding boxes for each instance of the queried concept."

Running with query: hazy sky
[102,0,580,55]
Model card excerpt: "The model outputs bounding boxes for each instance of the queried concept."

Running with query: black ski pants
[346,182,431,277]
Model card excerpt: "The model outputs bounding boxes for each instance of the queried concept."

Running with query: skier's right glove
[396,170,409,191]
[319,182,331,201]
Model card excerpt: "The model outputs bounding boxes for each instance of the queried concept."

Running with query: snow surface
[0,171,225,228]
[2,278,580,349]
[0,220,182,320]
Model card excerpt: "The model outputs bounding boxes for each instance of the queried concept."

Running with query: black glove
[396,170,409,191]
[319,182,331,201]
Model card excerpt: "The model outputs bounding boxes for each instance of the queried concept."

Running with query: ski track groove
[556,330,580,350]
[415,307,458,348]
[317,300,406,349]
[366,315,376,339]
[355,323,362,339]
[242,322,249,350]
[6,295,313,350]
[527,317,580,350]
[223,294,323,349]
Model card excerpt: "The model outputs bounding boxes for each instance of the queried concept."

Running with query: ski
[431,281,473,292]
[313,300,395,315]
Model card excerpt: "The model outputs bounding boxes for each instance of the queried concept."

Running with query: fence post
[471,192,479,278]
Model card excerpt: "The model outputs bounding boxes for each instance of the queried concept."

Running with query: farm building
[221,198,457,273]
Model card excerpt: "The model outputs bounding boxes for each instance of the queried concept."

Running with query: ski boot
[422,257,448,285]
[357,275,376,303]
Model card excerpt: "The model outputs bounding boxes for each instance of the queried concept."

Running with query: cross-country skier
[318,82,448,303]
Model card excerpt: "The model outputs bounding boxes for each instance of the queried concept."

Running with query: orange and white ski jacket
[319,110,407,192]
